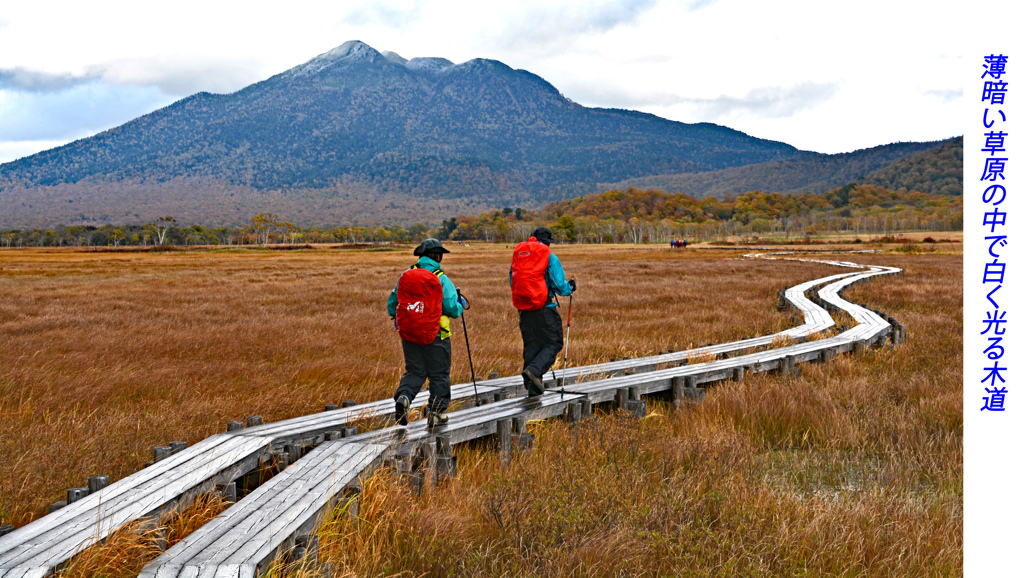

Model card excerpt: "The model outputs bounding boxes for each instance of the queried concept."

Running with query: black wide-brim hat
[531,227,554,245]
[413,238,451,256]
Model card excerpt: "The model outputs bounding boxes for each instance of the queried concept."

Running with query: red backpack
[396,266,444,345]
[510,237,551,311]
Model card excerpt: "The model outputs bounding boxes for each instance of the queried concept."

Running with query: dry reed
[0,245,961,576]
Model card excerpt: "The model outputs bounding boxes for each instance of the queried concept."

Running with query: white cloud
[0,82,174,141]
[341,0,427,27]
[0,68,101,92]
[0,0,966,158]
[685,83,840,120]
[483,0,661,55]
[924,88,963,104]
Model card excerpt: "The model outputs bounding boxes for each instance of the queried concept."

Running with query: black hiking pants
[394,334,451,413]
[519,306,564,381]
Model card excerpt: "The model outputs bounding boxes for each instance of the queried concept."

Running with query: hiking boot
[427,409,449,429]
[395,395,410,426]
[522,369,545,397]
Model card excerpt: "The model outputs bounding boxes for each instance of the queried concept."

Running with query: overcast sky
[0,0,964,164]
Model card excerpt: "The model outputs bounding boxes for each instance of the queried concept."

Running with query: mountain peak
[286,40,385,77]
[405,57,454,77]
[382,50,408,65]
[320,40,379,61]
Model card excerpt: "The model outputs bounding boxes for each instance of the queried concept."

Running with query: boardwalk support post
[219,481,237,503]
[436,435,457,482]
[497,419,513,464]
[579,397,592,418]
[780,355,796,376]
[511,417,534,455]
[671,376,685,409]
[418,439,437,492]
[67,487,89,504]
[615,388,629,410]
[343,478,363,518]
[87,475,109,493]
[154,446,172,462]
[566,401,582,423]
[292,534,319,564]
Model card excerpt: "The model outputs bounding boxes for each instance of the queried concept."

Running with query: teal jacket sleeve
[440,274,463,319]
[387,279,400,317]
[546,253,573,298]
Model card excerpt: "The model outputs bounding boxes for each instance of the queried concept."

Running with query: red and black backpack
[396,265,444,345]
[510,237,551,311]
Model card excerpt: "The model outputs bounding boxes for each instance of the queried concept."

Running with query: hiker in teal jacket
[387,257,464,335]
[508,249,574,307]
[512,227,575,396]
[388,239,464,428]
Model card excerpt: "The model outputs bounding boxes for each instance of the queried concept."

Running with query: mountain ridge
[0,41,958,228]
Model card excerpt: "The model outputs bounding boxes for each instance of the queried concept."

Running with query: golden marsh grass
[0,245,961,576]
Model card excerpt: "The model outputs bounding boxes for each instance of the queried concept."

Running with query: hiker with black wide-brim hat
[388,238,465,427]
[510,227,575,396]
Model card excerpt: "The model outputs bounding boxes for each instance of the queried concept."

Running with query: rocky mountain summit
[0,41,953,227]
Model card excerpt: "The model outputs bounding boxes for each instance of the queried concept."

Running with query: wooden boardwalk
[138,442,387,578]
[0,254,902,578]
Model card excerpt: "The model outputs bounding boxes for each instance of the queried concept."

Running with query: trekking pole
[456,288,480,406]
[559,286,574,400]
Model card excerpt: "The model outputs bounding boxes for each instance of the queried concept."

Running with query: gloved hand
[569,278,577,292]
[458,295,468,308]
[391,316,397,330]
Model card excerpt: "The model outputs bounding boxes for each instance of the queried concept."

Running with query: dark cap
[531,227,554,245]
[413,238,451,256]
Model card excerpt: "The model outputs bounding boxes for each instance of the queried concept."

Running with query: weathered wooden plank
[150,467,312,566]
[213,564,241,578]
[0,434,230,560]
[143,443,384,575]
[1,436,274,570]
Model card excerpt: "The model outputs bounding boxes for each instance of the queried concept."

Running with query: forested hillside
[605,138,960,199]
[858,137,962,195]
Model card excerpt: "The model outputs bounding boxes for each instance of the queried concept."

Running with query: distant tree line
[0,213,433,249]
[433,184,963,244]
[1,184,961,249]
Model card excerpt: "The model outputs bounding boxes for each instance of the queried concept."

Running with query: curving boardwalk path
[0,254,903,578]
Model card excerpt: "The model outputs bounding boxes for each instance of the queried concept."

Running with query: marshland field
[0,241,962,576]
